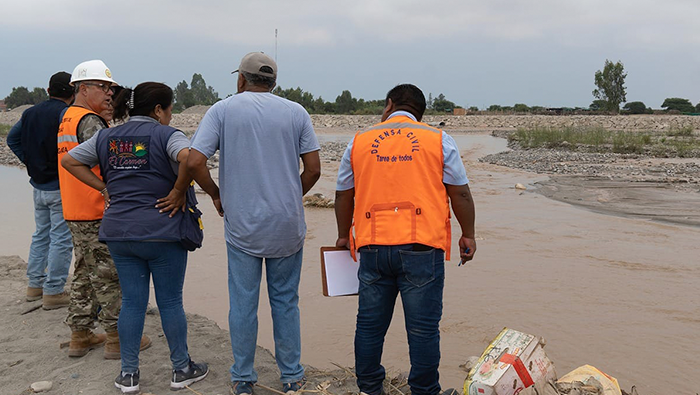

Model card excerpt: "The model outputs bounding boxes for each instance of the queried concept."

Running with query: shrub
[622,101,648,114]
[0,124,11,137]
[667,126,694,137]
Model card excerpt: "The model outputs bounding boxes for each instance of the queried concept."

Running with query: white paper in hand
[323,250,360,296]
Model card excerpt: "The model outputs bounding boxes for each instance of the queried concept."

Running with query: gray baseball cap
[232,52,277,78]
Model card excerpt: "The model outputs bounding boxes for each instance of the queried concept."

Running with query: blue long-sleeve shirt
[6,98,67,190]
[6,120,24,163]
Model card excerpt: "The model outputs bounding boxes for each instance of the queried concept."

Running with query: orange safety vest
[57,106,106,221]
[350,115,452,260]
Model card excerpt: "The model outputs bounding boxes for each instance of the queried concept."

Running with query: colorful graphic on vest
[108,136,150,170]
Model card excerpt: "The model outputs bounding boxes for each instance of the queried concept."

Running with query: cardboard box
[464,328,557,395]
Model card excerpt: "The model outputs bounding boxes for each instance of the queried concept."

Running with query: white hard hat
[70,59,117,86]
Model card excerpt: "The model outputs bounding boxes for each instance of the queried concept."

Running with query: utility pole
[275,28,278,63]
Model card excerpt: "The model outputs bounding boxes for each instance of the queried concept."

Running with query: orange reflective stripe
[57,106,105,221]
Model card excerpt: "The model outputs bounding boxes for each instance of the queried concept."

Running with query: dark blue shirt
[7,99,68,190]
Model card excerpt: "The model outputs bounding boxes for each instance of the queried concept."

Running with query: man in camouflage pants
[58,60,150,358]
[64,222,123,358]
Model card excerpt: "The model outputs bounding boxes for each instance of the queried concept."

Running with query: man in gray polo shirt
[187,52,321,395]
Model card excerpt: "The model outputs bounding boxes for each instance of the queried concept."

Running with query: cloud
[2,0,699,49]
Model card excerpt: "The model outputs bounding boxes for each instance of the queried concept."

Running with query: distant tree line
[4,67,700,115]
[272,88,463,115]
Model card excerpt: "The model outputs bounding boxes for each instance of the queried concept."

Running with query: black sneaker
[230,381,255,395]
[282,377,307,394]
[114,370,139,394]
[170,359,209,390]
[442,389,460,395]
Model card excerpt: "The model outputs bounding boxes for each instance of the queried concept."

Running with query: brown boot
[104,331,153,360]
[42,291,70,310]
[26,287,43,302]
[68,329,107,357]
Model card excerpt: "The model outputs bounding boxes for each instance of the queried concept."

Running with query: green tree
[311,97,327,114]
[3,86,49,109]
[31,87,48,103]
[335,90,357,114]
[589,100,608,111]
[468,106,479,112]
[696,102,700,112]
[593,59,627,113]
[173,80,194,112]
[513,103,530,112]
[189,73,219,106]
[273,87,316,110]
[622,101,648,114]
[323,101,337,114]
[661,98,695,113]
[488,104,503,112]
[432,93,455,112]
[353,98,384,115]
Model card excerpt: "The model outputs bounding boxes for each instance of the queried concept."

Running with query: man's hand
[103,190,111,211]
[187,148,223,217]
[212,196,224,217]
[336,237,350,249]
[458,236,476,266]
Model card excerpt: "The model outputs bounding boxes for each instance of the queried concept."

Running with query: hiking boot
[26,287,43,302]
[171,359,209,390]
[68,329,107,357]
[114,370,139,394]
[104,331,153,360]
[441,389,460,395]
[42,291,70,310]
[230,381,255,395]
[283,377,307,394]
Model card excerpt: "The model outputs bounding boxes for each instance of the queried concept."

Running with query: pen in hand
[458,248,470,267]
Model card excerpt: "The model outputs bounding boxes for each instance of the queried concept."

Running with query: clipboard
[320,246,360,297]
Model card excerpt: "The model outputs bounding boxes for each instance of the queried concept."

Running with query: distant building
[0,100,6,112]
[452,108,467,116]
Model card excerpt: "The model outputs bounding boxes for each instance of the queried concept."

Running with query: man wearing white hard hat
[57,59,151,360]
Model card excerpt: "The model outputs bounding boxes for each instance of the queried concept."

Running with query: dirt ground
[0,254,367,394]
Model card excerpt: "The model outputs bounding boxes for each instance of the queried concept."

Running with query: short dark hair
[113,82,173,121]
[385,84,426,121]
[241,68,276,90]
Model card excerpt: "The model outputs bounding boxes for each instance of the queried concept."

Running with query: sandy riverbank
[0,255,368,395]
[1,120,699,394]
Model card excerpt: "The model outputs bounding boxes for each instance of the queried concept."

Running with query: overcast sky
[2,0,699,109]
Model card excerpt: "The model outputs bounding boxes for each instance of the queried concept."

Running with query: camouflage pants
[64,220,121,332]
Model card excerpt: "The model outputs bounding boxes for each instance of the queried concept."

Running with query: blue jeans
[27,188,73,295]
[355,244,445,395]
[107,241,190,373]
[226,242,305,383]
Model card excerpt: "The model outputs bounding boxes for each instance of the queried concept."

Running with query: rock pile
[319,141,348,162]
[2,111,700,132]
[481,149,700,187]
[170,114,700,133]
